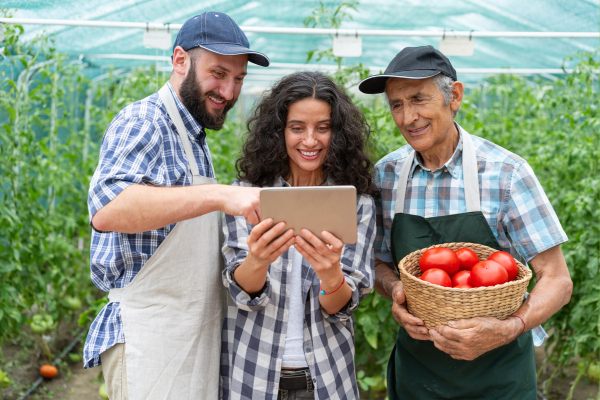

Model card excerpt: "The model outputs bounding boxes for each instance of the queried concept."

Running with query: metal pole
[81,56,599,75]
[0,17,598,39]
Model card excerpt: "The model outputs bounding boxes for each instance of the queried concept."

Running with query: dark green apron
[387,131,537,400]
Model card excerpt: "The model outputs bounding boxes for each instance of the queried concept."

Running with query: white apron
[108,84,223,400]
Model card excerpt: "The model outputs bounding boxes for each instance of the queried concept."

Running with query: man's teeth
[300,150,319,157]
[209,96,225,104]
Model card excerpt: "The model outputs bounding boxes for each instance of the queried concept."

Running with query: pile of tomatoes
[417,247,519,288]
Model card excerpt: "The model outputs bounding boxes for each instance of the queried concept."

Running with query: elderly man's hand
[429,317,522,360]
[391,282,431,341]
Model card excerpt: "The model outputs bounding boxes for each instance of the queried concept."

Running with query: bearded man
[83,12,269,400]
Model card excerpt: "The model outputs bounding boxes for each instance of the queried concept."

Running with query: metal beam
[84,55,596,75]
[1,18,598,39]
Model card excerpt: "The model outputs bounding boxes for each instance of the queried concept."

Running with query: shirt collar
[409,122,464,180]
[166,81,206,141]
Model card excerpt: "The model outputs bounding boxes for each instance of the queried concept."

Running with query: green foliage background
[1,7,598,399]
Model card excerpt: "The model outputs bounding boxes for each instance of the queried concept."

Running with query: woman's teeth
[299,150,319,157]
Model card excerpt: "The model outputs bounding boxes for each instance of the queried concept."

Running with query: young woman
[220,71,377,400]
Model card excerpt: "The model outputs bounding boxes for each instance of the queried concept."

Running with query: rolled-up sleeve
[221,180,271,311]
[321,194,376,323]
[88,116,164,223]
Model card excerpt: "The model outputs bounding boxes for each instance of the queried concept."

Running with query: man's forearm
[92,184,225,233]
[512,245,572,332]
[374,258,400,300]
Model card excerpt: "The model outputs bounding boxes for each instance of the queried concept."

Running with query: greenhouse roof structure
[1,0,599,90]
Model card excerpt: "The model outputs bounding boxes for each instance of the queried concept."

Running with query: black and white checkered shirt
[220,177,376,400]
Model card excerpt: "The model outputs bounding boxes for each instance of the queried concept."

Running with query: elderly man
[83,12,269,400]
[359,46,572,399]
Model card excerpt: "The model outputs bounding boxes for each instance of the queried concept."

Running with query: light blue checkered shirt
[83,82,214,369]
[374,126,567,346]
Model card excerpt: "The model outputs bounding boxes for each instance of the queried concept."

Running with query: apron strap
[158,84,215,178]
[108,288,125,303]
[461,129,481,212]
[393,128,481,214]
[394,150,415,214]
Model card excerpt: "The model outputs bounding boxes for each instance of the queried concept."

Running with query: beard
[179,58,238,131]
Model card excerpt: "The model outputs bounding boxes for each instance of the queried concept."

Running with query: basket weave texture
[398,242,532,330]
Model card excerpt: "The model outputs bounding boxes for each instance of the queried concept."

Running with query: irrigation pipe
[18,327,88,400]
[0,18,598,39]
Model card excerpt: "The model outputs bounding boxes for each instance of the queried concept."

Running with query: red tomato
[421,268,452,288]
[451,270,472,287]
[488,251,519,281]
[471,260,508,287]
[419,248,460,276]
[40,365,58,379]
[454,248,480,271]
[454,284,473,289]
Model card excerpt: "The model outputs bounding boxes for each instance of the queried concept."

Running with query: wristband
[510,315,525,335]
[320,276,345,295]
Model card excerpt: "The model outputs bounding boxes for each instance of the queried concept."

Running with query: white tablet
[260,186,357,244]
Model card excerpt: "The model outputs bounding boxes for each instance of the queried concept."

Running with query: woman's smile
[297,149,322,160]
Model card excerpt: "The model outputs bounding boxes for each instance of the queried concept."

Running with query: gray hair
[433,73,460,117]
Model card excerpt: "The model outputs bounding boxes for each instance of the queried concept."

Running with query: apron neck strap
[461,128,481,212]
[394,128,481,214]
[158,84,202,177]
[394,150,415,214]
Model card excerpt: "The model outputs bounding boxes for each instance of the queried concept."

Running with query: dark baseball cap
[173,12,270,67]
[358,45,457,94]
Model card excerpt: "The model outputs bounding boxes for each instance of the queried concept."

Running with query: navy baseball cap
[358,45,457,94]
[173,12,270,67]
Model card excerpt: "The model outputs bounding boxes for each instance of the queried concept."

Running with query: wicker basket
[398,242,532,330]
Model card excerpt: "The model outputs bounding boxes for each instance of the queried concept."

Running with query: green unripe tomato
[63,296,82,310]
[588,362,600,383]
[99,383,109,399]
[30,314,54,334]
[0,369,10,388]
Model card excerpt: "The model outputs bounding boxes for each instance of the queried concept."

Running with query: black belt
[279,368,312,391]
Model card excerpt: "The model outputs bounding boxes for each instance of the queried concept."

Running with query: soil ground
[1,323,598,400]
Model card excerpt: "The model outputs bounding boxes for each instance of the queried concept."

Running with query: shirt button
[313,378,317,383]
[305,347,312,353]
[426,182,434,191]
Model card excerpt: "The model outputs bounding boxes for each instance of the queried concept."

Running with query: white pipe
[1,17,598,39]
[85,55,596,74]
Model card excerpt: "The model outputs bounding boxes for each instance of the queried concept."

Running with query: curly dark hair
[236,71,377,197]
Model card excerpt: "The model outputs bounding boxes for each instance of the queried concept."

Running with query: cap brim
[198,44,270,67]
[358,70,440,94]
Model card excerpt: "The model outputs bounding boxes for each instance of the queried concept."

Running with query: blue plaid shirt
[221,177,376,400]
[83,82,214,369]
[374,125,567,346]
